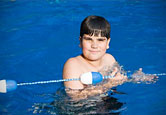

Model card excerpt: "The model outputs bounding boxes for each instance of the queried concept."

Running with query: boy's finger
[111,67,118,76]
[139,68,142,71]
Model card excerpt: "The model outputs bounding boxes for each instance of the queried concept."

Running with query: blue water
[0,0,166,114]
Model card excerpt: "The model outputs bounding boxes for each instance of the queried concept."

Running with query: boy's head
[80,15,111,39]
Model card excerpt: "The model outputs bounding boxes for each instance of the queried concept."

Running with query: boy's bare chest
[76,55,115,75]
[78,60,111,73]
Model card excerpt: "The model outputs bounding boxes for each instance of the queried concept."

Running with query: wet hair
[80,15,111,39]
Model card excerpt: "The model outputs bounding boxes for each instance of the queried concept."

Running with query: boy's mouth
[89,50,100,53]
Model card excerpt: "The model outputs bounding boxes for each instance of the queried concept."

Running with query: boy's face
[80,34,110,61]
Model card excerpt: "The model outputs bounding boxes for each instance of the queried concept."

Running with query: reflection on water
[31,87,125,114]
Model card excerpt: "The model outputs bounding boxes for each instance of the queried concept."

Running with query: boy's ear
[106,38,111,49]
[79,36,82,41]
[79,37,82,48]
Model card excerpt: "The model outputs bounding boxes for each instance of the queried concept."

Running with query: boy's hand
[109,67,128,84]
[131,68,158,84]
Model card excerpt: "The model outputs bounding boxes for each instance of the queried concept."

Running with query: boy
[63,15,155,100]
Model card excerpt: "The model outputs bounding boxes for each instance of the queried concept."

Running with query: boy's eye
[83,37,106,42]
[84,37,92,40]
[97,38,106,41]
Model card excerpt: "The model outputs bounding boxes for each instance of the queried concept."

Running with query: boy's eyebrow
[83,37,92,39]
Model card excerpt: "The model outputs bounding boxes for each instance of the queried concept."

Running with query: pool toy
[0,80,17,93]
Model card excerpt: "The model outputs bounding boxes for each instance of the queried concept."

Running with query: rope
[103,76,114,79]
[148,73,166,76]
[17,73,166,86]
[17,78,80,86]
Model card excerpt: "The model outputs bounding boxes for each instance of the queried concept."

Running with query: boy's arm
[65,74,127,100]
[63,58,157,100]
[128,68,158,84]
[63,58,84,90]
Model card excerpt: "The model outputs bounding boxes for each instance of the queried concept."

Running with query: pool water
[0,0,166,114]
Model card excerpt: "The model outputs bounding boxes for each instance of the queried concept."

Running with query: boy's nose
[91,40,98,48]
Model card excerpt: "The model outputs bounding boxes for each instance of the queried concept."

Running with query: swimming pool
[0,0,166,114]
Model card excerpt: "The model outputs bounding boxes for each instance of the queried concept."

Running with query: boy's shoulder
[63,56,83,79]
[103,53,116,65]
[104,53,115,59]
[64,57,79,67]
[63,56,82,70]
